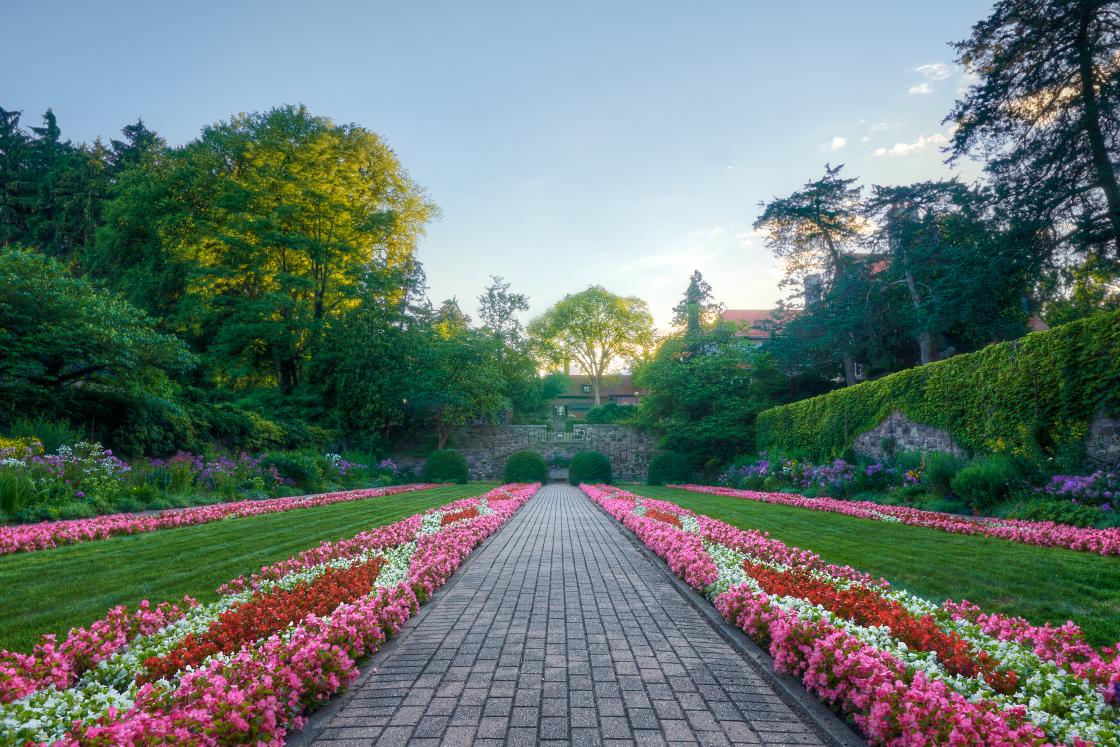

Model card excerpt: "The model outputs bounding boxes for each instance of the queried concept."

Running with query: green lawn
[628,485,1120,647]
[0,483,492,652]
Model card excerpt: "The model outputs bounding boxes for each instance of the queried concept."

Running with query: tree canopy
[528,286,655,406]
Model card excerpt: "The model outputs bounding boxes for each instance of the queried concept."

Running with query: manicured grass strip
[0,484,492,653]
[629,485,1120,647]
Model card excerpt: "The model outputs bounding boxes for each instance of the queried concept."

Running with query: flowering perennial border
[672,484,1120,556]
[0,483,442,556]
[584,484,1120,746]
[0,483,539,745]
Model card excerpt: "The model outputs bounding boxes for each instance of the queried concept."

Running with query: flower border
[671,484,1120,556]
[585,484,1119,746]
[0,483,443,556]
[0,483,539,745]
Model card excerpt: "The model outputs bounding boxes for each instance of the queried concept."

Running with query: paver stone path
[298,484,844,746]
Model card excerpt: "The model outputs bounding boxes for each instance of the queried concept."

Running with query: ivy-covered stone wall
[757,311,1120,468]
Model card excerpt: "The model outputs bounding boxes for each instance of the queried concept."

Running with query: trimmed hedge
[422,449,470,484]
[569,451,612,485]
[646,451,693,486]
[503,450,548,483]
[757,311,1120,465]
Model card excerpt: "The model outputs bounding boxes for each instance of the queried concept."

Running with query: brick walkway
[299,485,834,746]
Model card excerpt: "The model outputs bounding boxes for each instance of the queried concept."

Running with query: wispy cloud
[723,164,734,172]
[909,63,950,95]
[872,131,949,157]
[915,63,950,81]
[828,135,847,151]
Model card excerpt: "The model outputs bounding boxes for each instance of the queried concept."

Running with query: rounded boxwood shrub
[646,451,692,486]
[261,452,323,490]
[950,454,1022,513]
[423,449,470,484]
[503,450,548,483]
[569,451,611,485]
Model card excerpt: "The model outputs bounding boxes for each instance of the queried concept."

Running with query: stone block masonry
[851,408,1120,469]
[852,411,967,462]
[449,424,657,482]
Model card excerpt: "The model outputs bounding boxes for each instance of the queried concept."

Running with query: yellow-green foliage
[757,311,1120,464]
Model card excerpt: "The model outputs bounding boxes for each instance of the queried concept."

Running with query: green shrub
[261,452,323,490]
[56,502,97,520]
[757,311,1120,465]
[569,451,611,485]
[914,494,969,514]
[0,468,45,514]
[924,452,965,496]
[503,451,548,483]
[1000,497,1102,528]
[7,418,85,453]
[646,452,693,486]
[584,402,634,424]
[423,449,470,484]
[950,455,1023,513]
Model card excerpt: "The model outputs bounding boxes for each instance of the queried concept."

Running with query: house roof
[556,374,637,398]
[1027,315,1050,332]
[843,252,890,275]
[720,309,776,339]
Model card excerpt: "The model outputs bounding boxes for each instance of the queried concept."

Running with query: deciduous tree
[528,286,654,406]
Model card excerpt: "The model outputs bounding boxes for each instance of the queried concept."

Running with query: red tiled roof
[721,309,775,339]
[1028,315,1050,332]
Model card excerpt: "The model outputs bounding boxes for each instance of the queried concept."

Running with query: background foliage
[757,311,1120,466]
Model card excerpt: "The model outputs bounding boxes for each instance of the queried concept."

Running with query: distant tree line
[0,105,559,455]
[634,1,1120,473]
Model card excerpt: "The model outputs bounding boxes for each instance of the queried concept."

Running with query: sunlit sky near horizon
[5,0,992,329]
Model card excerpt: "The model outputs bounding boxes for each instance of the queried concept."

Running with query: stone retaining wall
[448,424,656,482]
[852,411,967,462]
[851,408,1120,469]
[1087,409,1120,470]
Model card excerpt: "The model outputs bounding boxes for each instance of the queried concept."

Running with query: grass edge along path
[0,483,493,652]
[0,483,445,556]
[630,485,1120,647]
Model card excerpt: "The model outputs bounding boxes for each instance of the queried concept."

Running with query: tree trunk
[903,267,933,365]
[436,409,449,449]
[1077,9,1120,257]
[842,353,858,387]
[277,358,298,394]
[592,374,601,406]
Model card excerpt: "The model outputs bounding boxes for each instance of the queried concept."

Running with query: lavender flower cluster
[1043,470,1119,510]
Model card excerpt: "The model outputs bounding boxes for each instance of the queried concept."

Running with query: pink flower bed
[673,483,1120,556]
[583,484,1119,746]
[0,483,441,556]
[0,600,194,703]
[0,484,539,745]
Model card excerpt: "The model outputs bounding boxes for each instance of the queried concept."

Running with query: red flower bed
[743,559,1018,693]
[440,506,480,526]
[644,508,682,528]
[142,556,385,681]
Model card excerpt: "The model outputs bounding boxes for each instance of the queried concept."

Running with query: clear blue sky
[5,0,991,328]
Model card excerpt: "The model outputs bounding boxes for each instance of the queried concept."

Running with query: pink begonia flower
[0,484,443,556]
[580,484,1113,746]
[3,484,539,741]
[672,484,1120,556]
